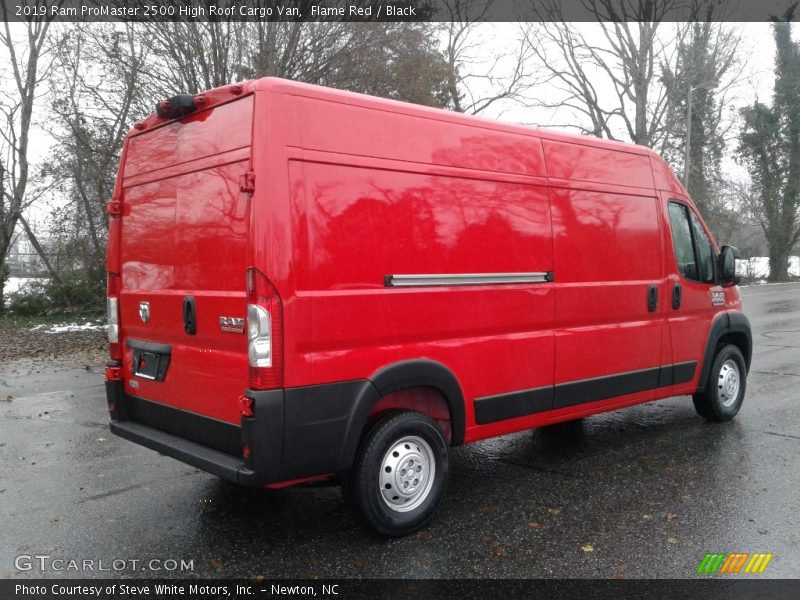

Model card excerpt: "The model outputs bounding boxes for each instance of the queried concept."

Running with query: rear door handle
[183,296,197,335]
[672,283,682,310]
[647,284,658,312]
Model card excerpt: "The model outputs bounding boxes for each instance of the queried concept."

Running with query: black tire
[348,410,449,537]
[692,344,747,422]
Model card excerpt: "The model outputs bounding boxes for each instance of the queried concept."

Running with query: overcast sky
[3,21,794,225]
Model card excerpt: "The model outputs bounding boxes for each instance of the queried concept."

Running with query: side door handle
[183,296,197,335]
[647,284,658,312]
[672,283,682,309]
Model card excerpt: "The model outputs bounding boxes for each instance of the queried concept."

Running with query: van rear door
[118,96,253,424]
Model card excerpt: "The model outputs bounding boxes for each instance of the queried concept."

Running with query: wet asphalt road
[1,283,799,579]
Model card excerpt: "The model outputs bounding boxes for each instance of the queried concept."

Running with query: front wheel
[348,410,449,536]
[693,344,747,422]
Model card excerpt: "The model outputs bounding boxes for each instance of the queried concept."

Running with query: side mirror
[718,245,741,286]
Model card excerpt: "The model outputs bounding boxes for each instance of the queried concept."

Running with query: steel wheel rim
[717,359,741,407]
[379,435,436,513]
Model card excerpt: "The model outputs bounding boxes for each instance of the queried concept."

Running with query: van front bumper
[106,378,379,487]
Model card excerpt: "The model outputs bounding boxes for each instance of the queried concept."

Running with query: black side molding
[475,386,552,425]
[554,366,661,410]
[474,361,698,424]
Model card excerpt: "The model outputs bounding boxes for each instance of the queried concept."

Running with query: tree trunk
[768,247,790,282]
[0,260,6,316]
[18,214,61,283]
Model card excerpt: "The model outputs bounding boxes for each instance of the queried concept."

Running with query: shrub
[6,273,104,317]
[46,273,105,313]
[7,283,51,317]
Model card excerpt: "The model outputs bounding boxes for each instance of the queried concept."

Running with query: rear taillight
[246,268,283,390]
[107,273,121,360]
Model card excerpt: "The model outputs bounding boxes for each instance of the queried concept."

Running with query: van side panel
[543,139,655,189]
[548,178,666,415]
[271,94,556,436]
[289,95,547,178]
[288,161,554,430]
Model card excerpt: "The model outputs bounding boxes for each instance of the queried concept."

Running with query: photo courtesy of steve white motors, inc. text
[14,583,340,597]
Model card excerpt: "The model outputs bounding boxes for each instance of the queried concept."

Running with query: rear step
[110,421,258,485]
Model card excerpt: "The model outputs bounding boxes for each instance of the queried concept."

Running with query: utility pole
[684,80,718,189]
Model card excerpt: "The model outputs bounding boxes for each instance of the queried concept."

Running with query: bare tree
[522,0,680,148]
[659,21,742,227]
[0,4,57,312]
[138,19,450,106]
[41,18,452,292]
[439,0,536,115]
[43,22,149,279]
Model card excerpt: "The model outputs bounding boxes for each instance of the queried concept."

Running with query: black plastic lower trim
[696,311,752,393]
[240,389,285,484]
[110,420,252,483]
[105,378,127,422]
[369,360,466,446]
[474,361,699,424]
[553,366,662,409]
[474,387,552,425]
[673,361,697,385]
[282,380,374,479]
[125,396,241,457]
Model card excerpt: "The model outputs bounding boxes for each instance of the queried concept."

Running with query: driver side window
[668,202,715,284]
[668,202,698,280]
[690,210,715,282]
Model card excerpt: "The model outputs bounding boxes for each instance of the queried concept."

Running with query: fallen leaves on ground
[581,544,594,552]
[210,558,223,570]
[0,319,105,367]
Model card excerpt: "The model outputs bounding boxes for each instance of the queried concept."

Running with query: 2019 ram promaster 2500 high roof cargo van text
[104,78,751,536]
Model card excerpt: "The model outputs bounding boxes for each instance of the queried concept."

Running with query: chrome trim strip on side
[385,272,553,287]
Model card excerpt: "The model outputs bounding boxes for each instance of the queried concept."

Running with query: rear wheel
[692,344,746,422]
[348,410,449,536]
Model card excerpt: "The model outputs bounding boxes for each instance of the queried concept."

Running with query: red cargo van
[106,78,751,536]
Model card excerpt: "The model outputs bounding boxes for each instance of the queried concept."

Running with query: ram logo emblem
[139,301,150,323]
[219,316,245,334]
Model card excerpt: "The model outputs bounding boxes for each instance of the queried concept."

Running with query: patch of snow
[739,256,799,279]
[30,320,106,334]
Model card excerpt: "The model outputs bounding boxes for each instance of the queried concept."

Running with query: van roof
[130,76,684,195]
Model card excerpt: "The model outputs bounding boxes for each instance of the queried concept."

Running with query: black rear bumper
[106,377,379,487]
[110,420,257,483]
